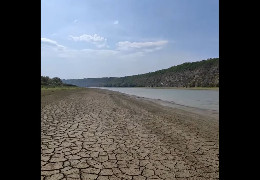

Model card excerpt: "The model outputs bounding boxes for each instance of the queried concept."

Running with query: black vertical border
[3,0,41,179]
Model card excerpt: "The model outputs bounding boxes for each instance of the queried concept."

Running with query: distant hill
[62,58,219,88]
[62,77,119,87]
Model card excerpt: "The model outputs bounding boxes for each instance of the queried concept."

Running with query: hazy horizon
[41,0,219,79]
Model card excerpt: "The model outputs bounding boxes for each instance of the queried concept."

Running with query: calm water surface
[99,87,219,112]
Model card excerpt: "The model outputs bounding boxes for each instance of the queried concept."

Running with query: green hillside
[63,58,219,88]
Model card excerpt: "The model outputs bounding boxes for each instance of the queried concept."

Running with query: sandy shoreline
[103,87,219,91]
[99,88,219,120]
[41,88,219,179]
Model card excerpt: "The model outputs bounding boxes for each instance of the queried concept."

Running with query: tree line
[62,58,219,88]
[41,76,76,87]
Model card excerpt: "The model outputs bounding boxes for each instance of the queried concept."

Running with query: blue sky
[41,0,219,79]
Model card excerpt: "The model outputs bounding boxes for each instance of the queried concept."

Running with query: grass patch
[41,86,86,106]
[41,85,83,91]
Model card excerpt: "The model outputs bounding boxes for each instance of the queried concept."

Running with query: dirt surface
[41,88,219,180]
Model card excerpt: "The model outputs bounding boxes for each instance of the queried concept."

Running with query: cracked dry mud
[41,88,219,180]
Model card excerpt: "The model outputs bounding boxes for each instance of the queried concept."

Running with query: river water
[98,87,219,112]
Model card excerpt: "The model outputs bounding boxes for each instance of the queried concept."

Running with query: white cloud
[113,20,119,25]
[41,38,116,59]
[41,38,65,50]
[116,40,168,52]
[69,34,107,48]
[42,37,168,61]
[69,34,106,42]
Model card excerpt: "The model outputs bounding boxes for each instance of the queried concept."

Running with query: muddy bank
[128,95,219,120]
[41,88,219,179]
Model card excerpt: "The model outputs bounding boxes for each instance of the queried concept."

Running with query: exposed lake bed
[41,88,219,179]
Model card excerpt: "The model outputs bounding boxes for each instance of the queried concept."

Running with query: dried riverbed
[41,88,219,180]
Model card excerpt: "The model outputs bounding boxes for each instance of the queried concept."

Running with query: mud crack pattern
[41,89,219,180]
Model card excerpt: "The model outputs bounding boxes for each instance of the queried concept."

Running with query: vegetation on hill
[41,76,77,88]
[62,58,219,88]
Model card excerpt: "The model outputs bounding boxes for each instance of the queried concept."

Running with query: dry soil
[41,88,219,180]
